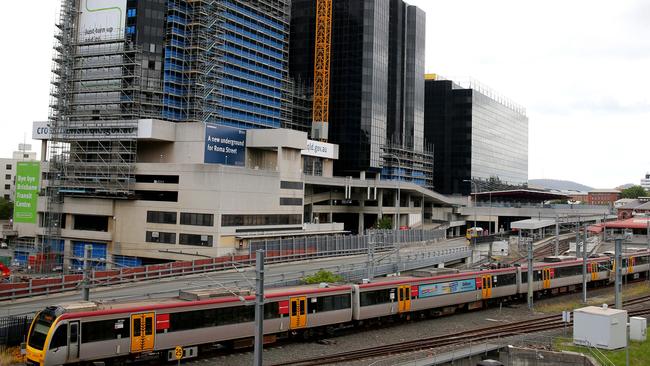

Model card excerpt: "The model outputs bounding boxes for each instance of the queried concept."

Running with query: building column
[358,213,365,234]
[377,188,383,219]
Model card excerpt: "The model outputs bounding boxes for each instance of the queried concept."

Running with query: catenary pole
[582,223,588,303]
[555,214,559,256]
[615,238,623,310]
[82,245,91,301]
[527,238,534,310]
[254,250,265,366]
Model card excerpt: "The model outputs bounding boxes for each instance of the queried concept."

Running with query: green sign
[14,162,40,223]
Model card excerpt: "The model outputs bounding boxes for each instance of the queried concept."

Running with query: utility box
[630,316,647,341]
[573,305,627,350]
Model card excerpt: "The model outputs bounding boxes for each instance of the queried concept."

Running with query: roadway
[0,238,469,316]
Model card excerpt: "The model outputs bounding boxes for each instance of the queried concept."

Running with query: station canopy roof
[511,218,558,230]
[472,189,569,202]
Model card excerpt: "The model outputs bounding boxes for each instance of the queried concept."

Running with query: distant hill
[528,179,593,192]
[616,183,634,190]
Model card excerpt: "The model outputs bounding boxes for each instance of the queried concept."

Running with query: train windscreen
[27,310,56,350]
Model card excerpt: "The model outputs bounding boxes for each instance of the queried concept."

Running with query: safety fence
[0,228,447,301]
[0,315,32,348]
[249,228,446,259]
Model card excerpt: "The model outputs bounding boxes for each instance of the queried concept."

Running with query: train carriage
[26,284,353,366]
[353,267,519,321]
[26,251,650,366]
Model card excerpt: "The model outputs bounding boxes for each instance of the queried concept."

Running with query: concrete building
[289,0,433,187]
[18,120,462,268]
[423,76,528,195]
[0,144,38,202]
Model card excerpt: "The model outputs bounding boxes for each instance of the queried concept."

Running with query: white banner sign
[301,140,338,160]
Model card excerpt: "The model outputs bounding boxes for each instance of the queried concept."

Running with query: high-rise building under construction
[290,0,433,188]
[37,0,292,269]
[49,0,291,198]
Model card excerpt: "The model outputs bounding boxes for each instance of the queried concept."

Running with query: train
[25,251,649,366]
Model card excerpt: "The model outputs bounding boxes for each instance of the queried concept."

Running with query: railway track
[507,239,570,265]
[271,295,650,366]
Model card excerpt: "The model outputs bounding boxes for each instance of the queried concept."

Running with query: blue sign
[204,124,246,166]
[419,279,476,298]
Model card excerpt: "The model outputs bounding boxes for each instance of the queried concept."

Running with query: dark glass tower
[424,78,528,195]
[290,0,428,180]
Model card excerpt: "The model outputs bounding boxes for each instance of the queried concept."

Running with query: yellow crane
[312,0,332,141]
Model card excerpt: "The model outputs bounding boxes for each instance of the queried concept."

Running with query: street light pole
[463,180,478,248]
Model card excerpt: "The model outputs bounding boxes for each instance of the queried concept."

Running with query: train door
[542,268,551,289]
[628,257,635,274]
[67,321,80,362]
[130,313,155,353]
[290,297,307,329]
[591,263,599,281]
[397,285,411,312]
[481,275,492,298]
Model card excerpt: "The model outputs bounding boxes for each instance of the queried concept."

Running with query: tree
[0,198,12,220]
[302,270,344,284]
[374,217,393,229]
[621,185,648,199]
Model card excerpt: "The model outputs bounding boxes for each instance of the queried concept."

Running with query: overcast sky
[0,1,648,189]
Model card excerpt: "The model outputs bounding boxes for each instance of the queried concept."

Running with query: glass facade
[162,0,291,129]
[424,79,528,195]
[470,90,528,185]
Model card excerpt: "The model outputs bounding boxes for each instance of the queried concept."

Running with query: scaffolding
[164,0,293,128]
[381,142,435,190]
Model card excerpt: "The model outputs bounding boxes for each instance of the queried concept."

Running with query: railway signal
[175,345,183,365]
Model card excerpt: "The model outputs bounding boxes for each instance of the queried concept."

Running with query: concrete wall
[499,346,597,366]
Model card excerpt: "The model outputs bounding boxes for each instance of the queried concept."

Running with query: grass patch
[555,336,650,366]
[536,282,650,314]
[0,347,24,366]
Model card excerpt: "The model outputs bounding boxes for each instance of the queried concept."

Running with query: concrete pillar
[41,140,48,162]
[377,188,383,219]
[358,213,364,234]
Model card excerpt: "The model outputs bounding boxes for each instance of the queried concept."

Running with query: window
[73,215,108,232]
[280,197,303,206]
[49,324,67,349]
[168,305,256,332]
[146,231,176,244]
[3,195,9,200]
[136,174,179,184]
[127,8,136,17]
[5,164,10,170]
[4,184,9,190]
[493,273,516,287]
[180,213,214,226]
[221,214,302,227]
[280,181,303,190]
[81,319,129,343]
[135,190,178,202]
[179,233,213,246]
[312,294,351,312]
[264,302,280,319]
[23,154,28,159]
[360,289,394,307]
[146,211,177,224]
[4,175,10,180]
[126,26,136,35]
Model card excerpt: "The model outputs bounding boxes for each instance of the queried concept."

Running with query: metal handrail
[0,246,471,301]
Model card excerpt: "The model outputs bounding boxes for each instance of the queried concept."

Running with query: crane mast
[312,0,332,141]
